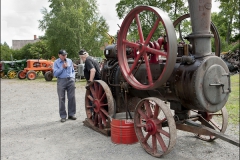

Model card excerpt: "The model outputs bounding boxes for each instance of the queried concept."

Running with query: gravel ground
[1,78,239,160]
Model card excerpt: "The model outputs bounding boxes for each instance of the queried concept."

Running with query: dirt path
[1,78,239,160]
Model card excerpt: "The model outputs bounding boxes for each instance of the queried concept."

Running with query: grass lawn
[225,74,239,124]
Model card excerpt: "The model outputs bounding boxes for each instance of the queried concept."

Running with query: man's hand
[85,80,92,90]
[63,61,68,68]
[87,80,92,84]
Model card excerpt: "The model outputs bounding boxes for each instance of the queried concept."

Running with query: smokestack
[187,0,213,57]
[34,35,37,40]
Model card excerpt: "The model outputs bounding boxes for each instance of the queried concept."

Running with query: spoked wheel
[117,6,177,90]
[85,80,115,130]
[17,70,26,79]
[189,106,228,141]
[7,70,17,79]
[173,14,221,56]
[26,71,37,80]
[134,97,177,157]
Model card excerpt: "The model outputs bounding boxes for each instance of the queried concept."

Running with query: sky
[1,0,220,48]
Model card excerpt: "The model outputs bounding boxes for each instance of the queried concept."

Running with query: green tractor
[0,59,27,79]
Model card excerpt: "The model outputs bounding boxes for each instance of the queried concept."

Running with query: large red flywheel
[117,6,177,90]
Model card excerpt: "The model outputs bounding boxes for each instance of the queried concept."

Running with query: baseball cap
[79,49,87,55]
[59,50,68,55]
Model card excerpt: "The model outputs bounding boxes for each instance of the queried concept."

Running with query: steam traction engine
[83,0,239,157]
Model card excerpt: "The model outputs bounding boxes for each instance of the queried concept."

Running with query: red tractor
[17,59,54,81]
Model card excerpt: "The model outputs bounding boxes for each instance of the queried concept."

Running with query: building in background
[12,35,39,50]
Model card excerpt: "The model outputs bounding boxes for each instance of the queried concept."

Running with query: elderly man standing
[53,49,77,122]
[78,49,101,83]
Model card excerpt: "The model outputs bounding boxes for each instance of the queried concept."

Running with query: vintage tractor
[83,0,239,158]
[0,59,27,79]
[17,59,54,81]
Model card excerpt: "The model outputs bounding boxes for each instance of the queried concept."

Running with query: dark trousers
[57,78,76,118]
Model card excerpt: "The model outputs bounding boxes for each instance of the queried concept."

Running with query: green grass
[225,74,239,124]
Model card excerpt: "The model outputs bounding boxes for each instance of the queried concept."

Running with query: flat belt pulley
[117,5,177,90]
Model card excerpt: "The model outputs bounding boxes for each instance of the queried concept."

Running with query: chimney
[34,35,37,40]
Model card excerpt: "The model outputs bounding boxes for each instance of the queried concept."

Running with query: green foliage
[0,42,13,61]
[230,41,240,52]
[116,0,188,21]
[215,0,239,44]
[226,74,239,124]
[116,0,189,42]
[38,0,109,59]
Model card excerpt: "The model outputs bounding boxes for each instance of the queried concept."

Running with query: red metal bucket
[111,112,138,144]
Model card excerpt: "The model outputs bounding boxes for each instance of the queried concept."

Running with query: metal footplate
[176,120,239,147]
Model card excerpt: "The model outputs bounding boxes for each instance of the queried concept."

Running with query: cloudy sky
[1,0,219,47]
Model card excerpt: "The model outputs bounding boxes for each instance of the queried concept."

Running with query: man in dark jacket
[78,49,101,83]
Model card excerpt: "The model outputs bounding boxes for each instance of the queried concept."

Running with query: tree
[0,42,13,61]
[116,0,189,42]
[216,0,239,44]
[38,0,109,58]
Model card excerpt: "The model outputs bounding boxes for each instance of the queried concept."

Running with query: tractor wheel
[44,71,53,81]
[85,80,116,131]
[7,70,17,79]
[173,14,221,57]
[27,71,37,80]
[0,71,5,78]
[17,70,26,79]
[117,6,177,90]
[189,106,228,142]
[134,97,177,157]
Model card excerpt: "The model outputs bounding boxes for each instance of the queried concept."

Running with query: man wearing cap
[78,49,101,83]
[53,49,77,122]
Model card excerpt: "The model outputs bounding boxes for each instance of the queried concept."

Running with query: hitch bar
[176,120,239,147]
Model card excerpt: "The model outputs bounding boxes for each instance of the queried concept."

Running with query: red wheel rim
[27,71,36,80]
[134,97,176,157]
[117,6,177,90]
[19,72,26,79]
[28,73,36,79]
[85,80,115,129]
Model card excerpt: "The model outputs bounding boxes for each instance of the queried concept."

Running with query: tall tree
[216,0,239,44]
[38,0,109,58]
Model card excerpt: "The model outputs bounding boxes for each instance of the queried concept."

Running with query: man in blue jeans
[53,49,77,122]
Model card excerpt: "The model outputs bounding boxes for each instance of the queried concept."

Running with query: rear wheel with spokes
[85,80,115,130]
